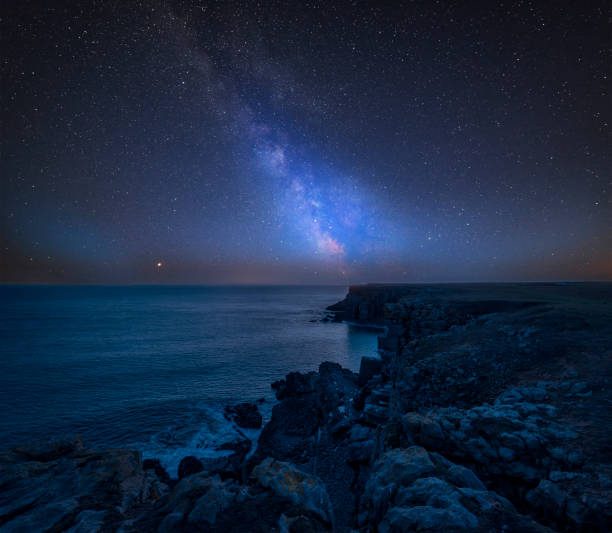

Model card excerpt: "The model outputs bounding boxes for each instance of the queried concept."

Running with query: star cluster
[1,1,610,283]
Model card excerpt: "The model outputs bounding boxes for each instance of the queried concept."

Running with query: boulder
[252,457,334,525]
[368,447,437,489]
[272,371,316,399]
[186,476,240,525]
[178,456,204,479]
[224,402,263,429]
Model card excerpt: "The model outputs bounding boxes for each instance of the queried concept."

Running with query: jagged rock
[347,439,376,464]
[249,362,361,531]
[349,424,374,442]
[252,458,334,525]
[133,459,335,532]
[525,475,612,532]
[253,362,358,466]
[358,355,383,386]
[136,472,240,531]
[361,446,553,532]
[330,418,351,438]
[178,455,204,479]
[216,435,251,460]
[0,438,166,532]
[143,458,173,486]
[186,476,240,525]
[272,371,316,399]
[224,401,263,429]
[526,479,567,516]
[400,383,583,488]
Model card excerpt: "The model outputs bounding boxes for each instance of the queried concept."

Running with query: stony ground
[1,283,610,532]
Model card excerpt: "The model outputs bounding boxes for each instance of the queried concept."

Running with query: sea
[0,285,379,475]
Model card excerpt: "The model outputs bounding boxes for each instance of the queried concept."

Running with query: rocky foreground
[1,283,611,532]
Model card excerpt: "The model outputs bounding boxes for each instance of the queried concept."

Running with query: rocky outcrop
[252,458,334,525]
[325,284,419,324]
[360,446,552,532]
[129,459,333,532]
[398,380,612,531]
[250,361,362,530]
[0,437,166,532]
[224,401,263,429]
[324,283,611,531]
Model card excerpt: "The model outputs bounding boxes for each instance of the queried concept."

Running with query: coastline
[1,283,611,532]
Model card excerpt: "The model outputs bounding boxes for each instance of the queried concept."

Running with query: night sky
[1,1,610,284]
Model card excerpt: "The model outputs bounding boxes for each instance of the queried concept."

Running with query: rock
[216,436,251,459]
[224,402,263,429]
[368,447,437,490]
[395,476,461,508]
[189,445,250,481]
[447,464,487,490]
[186,476,240,525]
[570,381,588,395]
[143,458,173,486]
[178,456,204,479]
[347,439,375,464]
[252,458,334,525]
[465,436,497,464]
[64,510,107,533]
[349,424,374,442]
[0,438,165,532]
[418,418,445,448]
[526,479,567,515]
[252,395,319,465]
[380,503,478,532]
[498,446,515,461]
[9,435,84,462]
[358,356,383,386]
[249,362,360,531]
[197,455,237,479]
[252,361,357,467]
[272,371,316,399]
[330,418,351,438]
[363,447,437,523]
[362,402,388,424]
[137,472,242,531]
[361,445,553,532]
[504,461,540,483]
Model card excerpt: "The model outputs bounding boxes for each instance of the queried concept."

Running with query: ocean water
[0,285,379,474]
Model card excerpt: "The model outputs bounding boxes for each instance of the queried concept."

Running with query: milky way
[1,1,610,283]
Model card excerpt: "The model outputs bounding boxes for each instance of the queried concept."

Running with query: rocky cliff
[2,283,611,532]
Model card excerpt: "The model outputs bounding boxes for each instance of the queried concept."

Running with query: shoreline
[2,283,611,532]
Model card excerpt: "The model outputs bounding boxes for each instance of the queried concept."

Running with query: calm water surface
[0,285,378,472]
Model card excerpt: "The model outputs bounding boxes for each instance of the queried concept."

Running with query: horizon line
[2,280,611,288]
